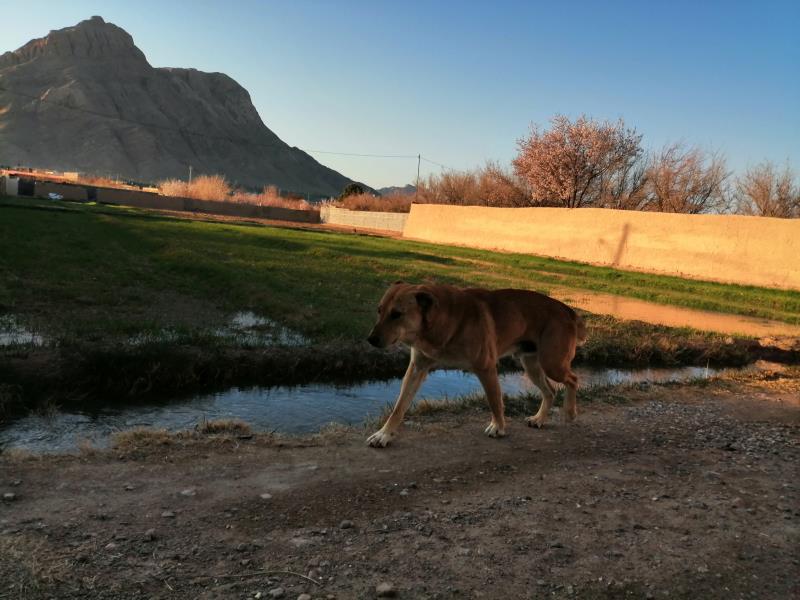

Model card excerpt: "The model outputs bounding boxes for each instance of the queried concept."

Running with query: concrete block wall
[320,206,408,233]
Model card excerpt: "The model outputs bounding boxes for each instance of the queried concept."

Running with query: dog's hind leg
[475,367,507,438]
[541,361,579,424]
[367,349,433,448]
[561,370,578,423]
[520,354,556,428]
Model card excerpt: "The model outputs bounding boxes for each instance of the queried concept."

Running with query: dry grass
[111,427,173,450]
[159,174,231,200]
[0,536,70,599]
[333,192,413,213]
[82,175,123,188]
[0,448,40,462]
[159,177,312,210]
[196,419,252,435]
[230,185,312,210]
[77,438,100,457]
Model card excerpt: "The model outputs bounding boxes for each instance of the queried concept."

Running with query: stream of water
[0,364,739,453]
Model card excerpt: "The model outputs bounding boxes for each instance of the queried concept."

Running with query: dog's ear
[415,291,435,313]
[393,280,405,285]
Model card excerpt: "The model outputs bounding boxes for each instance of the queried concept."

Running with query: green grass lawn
[2,196,799,347]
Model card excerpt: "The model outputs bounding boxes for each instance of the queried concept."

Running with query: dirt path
[2,373,798,599]
[553,288,800,339]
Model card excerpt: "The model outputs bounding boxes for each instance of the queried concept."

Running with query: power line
[305,150,418,159]
[421,156,452,170]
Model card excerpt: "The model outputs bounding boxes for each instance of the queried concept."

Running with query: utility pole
[415,154,421,202]
[188,165,193,183]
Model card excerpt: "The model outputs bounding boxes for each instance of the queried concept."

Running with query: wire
[305,150,418,159]
[421,156,453,170]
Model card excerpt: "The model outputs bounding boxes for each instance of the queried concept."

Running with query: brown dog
[366,282,586,447]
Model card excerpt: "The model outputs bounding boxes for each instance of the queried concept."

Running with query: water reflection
[0,364,734,453]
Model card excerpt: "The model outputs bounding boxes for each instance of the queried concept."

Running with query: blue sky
[2,0,798,188]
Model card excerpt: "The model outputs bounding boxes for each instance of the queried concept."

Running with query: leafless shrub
[334,192,413,213]
[646,143,730,214]
[477,161,531,207]
[415,162,529,207]
[417,171,481,205]
[599,151,651,210]
[734,161,799,218]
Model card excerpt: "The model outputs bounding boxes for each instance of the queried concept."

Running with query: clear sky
[2,0,798,189]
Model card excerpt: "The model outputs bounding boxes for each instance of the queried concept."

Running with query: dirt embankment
[1,372,798,599]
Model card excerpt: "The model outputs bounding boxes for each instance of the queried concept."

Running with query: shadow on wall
[604,223,631,315]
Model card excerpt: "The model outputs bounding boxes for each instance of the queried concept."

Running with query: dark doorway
[17,178,35,196]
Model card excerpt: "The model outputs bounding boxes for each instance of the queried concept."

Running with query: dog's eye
[390,310,402,320]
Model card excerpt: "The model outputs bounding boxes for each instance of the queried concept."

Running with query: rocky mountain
[0,17,361,197]
[377,184,416,196]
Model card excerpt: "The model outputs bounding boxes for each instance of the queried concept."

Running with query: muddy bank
[2,327,798,419]
[1,372,798,599]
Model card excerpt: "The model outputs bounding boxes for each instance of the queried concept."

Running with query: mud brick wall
[403,204,800,291]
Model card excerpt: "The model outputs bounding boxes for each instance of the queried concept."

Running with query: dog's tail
[575,314,588,345]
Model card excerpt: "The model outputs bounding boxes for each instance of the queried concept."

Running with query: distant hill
[0,16,363,198]
[377,184,416,196]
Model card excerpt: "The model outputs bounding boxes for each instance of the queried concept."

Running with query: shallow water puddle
[125,311,307,347]
[0,315,45,347]
[0,364,754,453]
[553,288,800,338]
[216,311,307,346]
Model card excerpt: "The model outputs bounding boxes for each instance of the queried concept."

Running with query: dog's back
[463,287,586,348]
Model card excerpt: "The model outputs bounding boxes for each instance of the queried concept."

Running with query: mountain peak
[1,16,146,67]
[0,17,360,197]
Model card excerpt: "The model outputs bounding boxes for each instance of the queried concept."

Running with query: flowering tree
[512,115,643,208]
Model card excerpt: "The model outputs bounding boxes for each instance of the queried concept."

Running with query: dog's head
[367,281,437,348]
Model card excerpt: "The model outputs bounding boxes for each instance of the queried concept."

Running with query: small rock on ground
[376,582,397,597]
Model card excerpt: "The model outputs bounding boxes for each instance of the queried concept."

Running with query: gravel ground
[1,370,798,599]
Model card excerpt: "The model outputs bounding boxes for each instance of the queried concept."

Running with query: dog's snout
[367,333,381,347]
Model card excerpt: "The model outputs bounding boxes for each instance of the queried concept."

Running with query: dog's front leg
[475,367,507,438]
[367,349,432,448]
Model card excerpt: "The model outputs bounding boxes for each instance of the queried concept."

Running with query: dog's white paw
[483,422,507,438]
[367,429,395,448]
